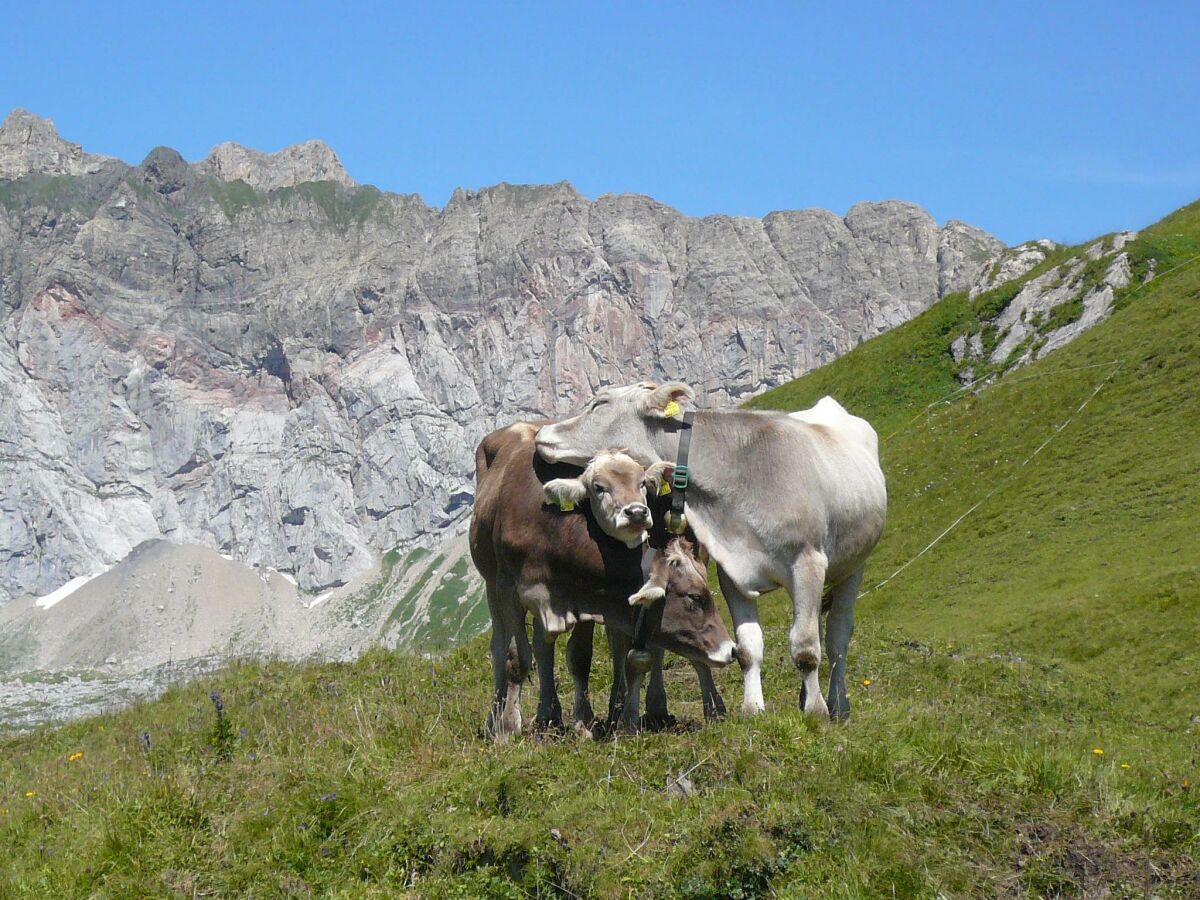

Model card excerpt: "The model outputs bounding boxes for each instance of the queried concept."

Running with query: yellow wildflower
[1120,763,1130,769]
[1092,748,1104,756]
[862,679,873,687]
[24,791,35,798]
[1184,779,1191,788]
[68,751,84,762]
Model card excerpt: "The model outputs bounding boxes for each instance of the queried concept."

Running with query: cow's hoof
[799,683,830,721]
[802,698,831,722]
[741,699,766,717]
[485,722,518,743]
[572,700,595,725]
[643,713,677,732]
[572,720,595,741]
[618,717,643,735]
[484,710,516,742]
[705,697,728,722]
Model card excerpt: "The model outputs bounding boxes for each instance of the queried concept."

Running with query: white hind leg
[825,567,862,721]
[789,549,830,720]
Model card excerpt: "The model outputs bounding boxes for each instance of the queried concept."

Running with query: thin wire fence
[859,358,1124,598]
[856,244,1200,596]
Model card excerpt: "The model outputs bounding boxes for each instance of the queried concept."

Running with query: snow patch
[34,570,107,610]
[307,589,336,609]
[261,568,298,586]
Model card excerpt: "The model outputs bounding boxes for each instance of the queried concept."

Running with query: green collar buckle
[671,464,690,492]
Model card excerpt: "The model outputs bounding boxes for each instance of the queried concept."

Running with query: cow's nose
[625,504,650,524]
[709,640,738,667]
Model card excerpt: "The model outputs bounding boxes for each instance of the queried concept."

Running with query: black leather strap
[667,410,694,533]
[634,409,694,648]
[631,603,651,652]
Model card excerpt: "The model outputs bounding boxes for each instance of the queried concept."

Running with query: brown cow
[470,422,735,740]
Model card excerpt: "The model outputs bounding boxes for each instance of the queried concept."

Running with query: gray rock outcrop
[0,109,117,180]
[953,232,1140,380]
[195,140,356,191]
[0,109,1005,605]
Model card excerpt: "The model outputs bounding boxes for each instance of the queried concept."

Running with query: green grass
[206,178,384,227]
[281,182,384,227]
[418,557,488,653]
[207,177,266,221]
[750,200,1200,725]
[0,173,111,217]
[3,201,1200,896]
[385,553,445,631]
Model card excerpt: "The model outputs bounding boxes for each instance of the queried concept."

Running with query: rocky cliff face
[951,232,1141,384]
[0,109,1005,603]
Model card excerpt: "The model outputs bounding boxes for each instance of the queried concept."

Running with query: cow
[535,383,887,722]
[550,467,731,732]
[470,422,736,741]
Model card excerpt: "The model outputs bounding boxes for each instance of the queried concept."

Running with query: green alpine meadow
[3,199,1198,897]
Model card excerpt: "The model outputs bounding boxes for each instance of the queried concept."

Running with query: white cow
[535,382,886,720]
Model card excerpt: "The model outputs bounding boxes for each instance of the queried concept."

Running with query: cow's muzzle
[709,640,738,668]
[623,503,650,526]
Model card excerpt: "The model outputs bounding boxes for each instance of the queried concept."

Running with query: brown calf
[470,423,734,740]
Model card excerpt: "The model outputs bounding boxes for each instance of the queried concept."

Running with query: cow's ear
[643,461,675,496]
[543,478,588,512]
[628,582,666,607]
[638,382,695,420]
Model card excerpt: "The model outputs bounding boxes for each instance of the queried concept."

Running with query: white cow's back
[788,396,879,461]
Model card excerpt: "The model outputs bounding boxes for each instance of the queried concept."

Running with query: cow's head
[629,536,735,667]
[543,450,672,548]
[536,381,695,467]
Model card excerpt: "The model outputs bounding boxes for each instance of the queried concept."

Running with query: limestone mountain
[0,109,1004,605]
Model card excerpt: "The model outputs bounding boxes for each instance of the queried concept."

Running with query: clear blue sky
[5,1,1199,244]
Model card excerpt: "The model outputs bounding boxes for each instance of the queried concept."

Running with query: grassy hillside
[3,204,1199,897]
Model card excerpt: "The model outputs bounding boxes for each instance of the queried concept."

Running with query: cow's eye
[593,484,608,495]
[686,593,703,605]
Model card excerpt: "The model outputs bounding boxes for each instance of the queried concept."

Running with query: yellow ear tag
[663,400,681,418]
[558,497,575,512]
[658,480,672,496]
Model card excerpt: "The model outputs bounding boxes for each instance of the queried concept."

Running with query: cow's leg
[486,621,509,738]
[565,621,596,734]
[719,567,765,716]
[621,646,653,732]
[789,550,830,720]
[643,648,676,730]
[485,583,530,741]
[531,618,563,730]
[605,628,631,728]
[825,566,862,722]
[484,582,510,739]
[692,662,727,721]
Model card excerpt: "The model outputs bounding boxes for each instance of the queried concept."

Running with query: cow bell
[626,648,653,675]
[665,509,687,534]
